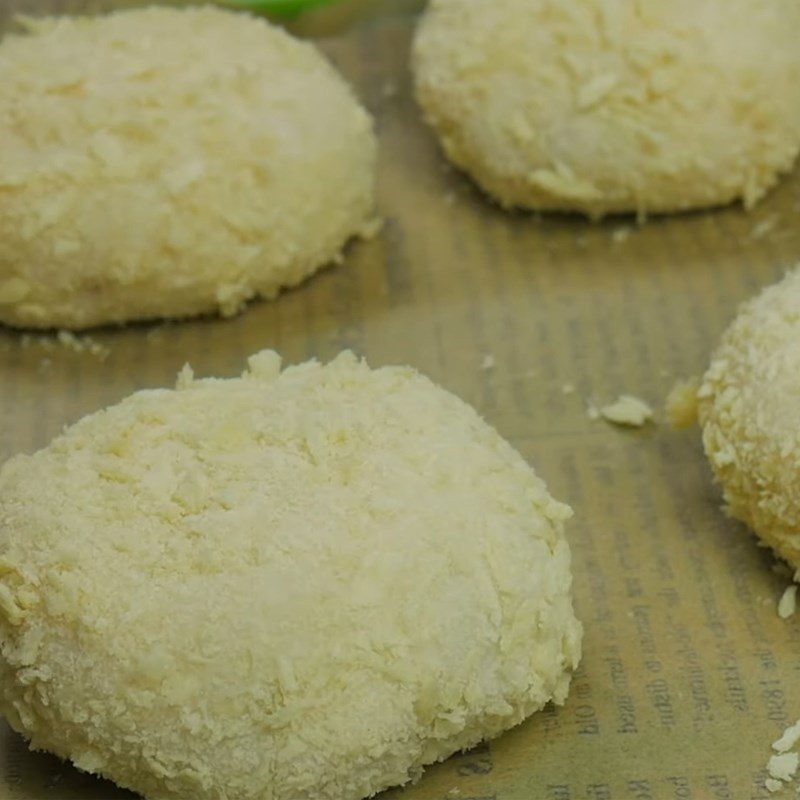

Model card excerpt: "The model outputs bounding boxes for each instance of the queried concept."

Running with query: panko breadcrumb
[665,378,700,429]
[778,585,798,619]
[0,7,377,329]
[599,395,653,427]
[413,0,800,217]
[774,719,800,754]
[698,266,800,568]
[768,752,799,783]
[0,351,581,800]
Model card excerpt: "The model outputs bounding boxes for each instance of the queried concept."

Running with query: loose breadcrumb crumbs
[599,395,653,427]
[20,330,110,361]
[778,585,798,619]
[769,752,799,782]
[56,330,110,359]
[665,378,699,428]
[774,719,800,753]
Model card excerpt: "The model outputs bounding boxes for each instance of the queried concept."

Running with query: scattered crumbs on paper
[664,378,699,429]
[612,226,632,244]
[56,330,77,350]
[381,79,398,99]
[597,395,654,427]
[750,214,780,241]
[768,752,799,783]
[587,402,600,421]
[561,383,575,395]
[447,789,462,798]
[778,585,798,619]
[764,725,800,794]
[19,330,109,361]
[56,329,110,359]
[480,354,496,371]
[774,719,800,754]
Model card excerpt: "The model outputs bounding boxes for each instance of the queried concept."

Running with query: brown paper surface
[2,2,800,798]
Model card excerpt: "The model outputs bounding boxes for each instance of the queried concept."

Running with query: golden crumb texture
[664,378,699,429]
[412,0,800,217]
[0,6,377,329]
[0,350,582,800]
[698,266,800,568]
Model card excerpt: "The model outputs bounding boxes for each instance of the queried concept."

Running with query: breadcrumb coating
[0,351,581,800]
[413,0,800,217]
[0,7,377,328]
[698,266,800,568]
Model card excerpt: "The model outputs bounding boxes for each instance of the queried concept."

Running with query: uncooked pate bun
[698,265,800,569]
[0,7,377,329]
[413,0,800,218]
[0,351,582,800]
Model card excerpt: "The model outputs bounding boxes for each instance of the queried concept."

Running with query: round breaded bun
[413,0,800,218]
[698,266,800,568]
[0,351,582,800]
[0,7,376,329]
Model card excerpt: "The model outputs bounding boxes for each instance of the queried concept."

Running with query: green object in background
[222,0,340,18]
